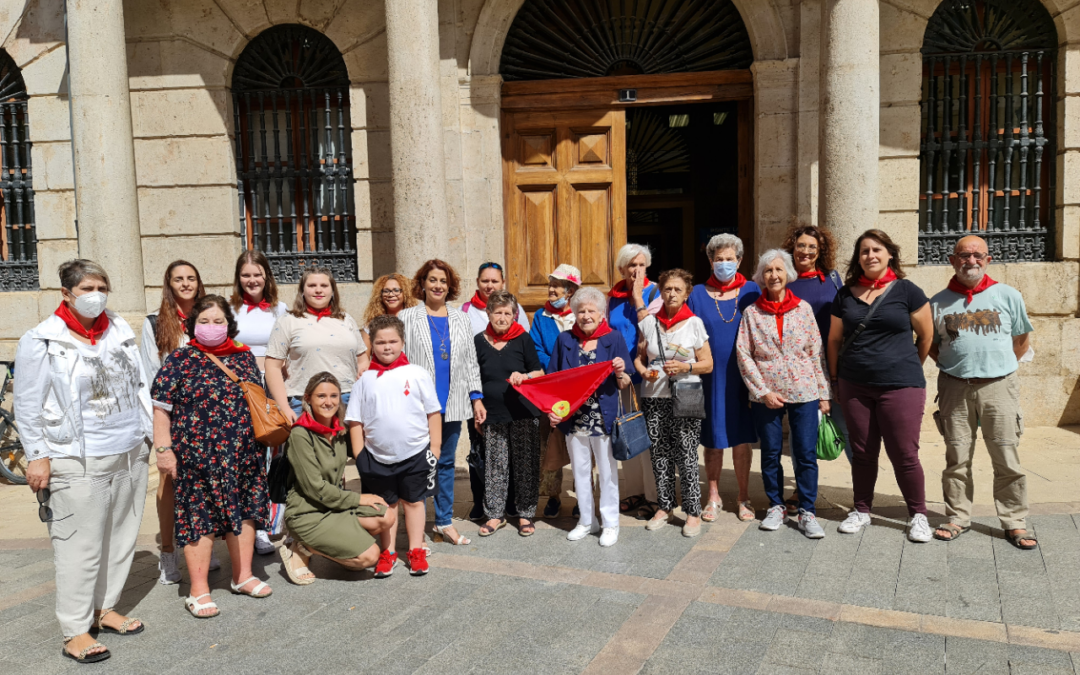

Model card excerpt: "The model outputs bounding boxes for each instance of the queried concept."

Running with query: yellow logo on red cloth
[552,400,571,418]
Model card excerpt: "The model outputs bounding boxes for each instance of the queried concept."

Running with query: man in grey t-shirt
[929,235,1035,549]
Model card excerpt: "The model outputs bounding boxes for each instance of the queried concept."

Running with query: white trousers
[48,443,149,637]
[567,433,620,529]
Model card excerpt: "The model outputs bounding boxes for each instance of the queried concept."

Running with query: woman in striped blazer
[400,259,486,547]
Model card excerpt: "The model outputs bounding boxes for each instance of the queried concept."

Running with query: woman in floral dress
[152,295,272,618]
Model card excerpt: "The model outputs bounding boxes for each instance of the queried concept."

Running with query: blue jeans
[289,392,350,417]
[433,416,463,527]
[752,400,820,514]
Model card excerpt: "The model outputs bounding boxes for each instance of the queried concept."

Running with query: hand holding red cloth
[510,361,614,420]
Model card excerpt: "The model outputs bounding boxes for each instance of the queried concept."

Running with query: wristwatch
[154,446,173,454]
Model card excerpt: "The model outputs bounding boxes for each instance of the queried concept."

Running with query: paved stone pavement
[4,427,1080,674]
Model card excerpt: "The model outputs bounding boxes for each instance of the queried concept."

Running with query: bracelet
[154,446,173,454]
[688,363,693,374]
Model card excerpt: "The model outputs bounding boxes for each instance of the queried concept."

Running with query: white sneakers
[254,530,276,555]
[158,550,181,585]
[837,510,872,534]
[759,505,786,531]
[567,522,618,546]
[907,513,933,543]
[599,527,619,547]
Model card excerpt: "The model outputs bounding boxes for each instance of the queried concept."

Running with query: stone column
[384,0,449,276]
[66,0,145,312]
[820,0,879,258]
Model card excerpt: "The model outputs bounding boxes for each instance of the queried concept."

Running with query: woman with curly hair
[360,273,417,354]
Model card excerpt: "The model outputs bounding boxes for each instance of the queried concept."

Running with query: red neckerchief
[485,321,526,343]
[656,303,695,331]
[706,272,747,292]
[608,278,650,299]
[55,302,109,345]
[858,268,897,289]
[469,291,488,311]
[368,352,410,377]
[543,300,572,317]
[177,308,188,322]
[948,274,998,305]
[571,319,613,343]
[190,338,251,356]
[243,294,271,313]
[755,291,802,346]
[294,411,343,437]
[307,305,332,321]
[798,269,826,282]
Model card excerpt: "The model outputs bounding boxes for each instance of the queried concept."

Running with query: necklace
[427,314,449,360]
[712,287,740,323]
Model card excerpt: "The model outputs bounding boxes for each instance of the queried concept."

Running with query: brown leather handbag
[204,352,292,447]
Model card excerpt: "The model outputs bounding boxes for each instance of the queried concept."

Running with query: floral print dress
[151,346,269,547]
[571,347,605,436]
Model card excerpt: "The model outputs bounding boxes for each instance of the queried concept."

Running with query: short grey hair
[570,286,608,318]
[752,249,797,287]
[706,233,744,261]
[485,289,518,316]
[58,259,111,292]
[615,243,652,272]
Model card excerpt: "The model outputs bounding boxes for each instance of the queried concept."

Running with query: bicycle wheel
[0,410,26,485]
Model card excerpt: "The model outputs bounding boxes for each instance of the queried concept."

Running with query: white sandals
[185,593,219,619]
[230,576,272,598]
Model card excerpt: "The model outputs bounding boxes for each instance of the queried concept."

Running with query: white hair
[706,233,744,261]
[569,286,608,318]
[752,249,798,287]
[615,243,652,272]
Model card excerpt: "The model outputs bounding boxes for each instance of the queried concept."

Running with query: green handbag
[817,413,845,461]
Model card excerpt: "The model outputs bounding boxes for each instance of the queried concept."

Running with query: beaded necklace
[711,286,740,323]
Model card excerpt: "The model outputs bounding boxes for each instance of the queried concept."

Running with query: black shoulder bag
[267,431,298,504]
[836,281,897,359]
[654,318,706,419]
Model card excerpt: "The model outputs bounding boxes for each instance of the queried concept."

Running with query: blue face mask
[550,295,568,309]
[712,260,739,282]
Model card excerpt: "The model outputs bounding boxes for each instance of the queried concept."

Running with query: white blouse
[637,314,709,399]
[234,301,289,358]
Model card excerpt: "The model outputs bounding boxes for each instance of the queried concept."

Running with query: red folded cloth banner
[510,361,614,419]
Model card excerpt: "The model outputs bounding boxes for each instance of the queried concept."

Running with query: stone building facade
[0,0,1077,425]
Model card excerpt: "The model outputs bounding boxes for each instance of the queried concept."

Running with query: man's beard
[958,265,983,282]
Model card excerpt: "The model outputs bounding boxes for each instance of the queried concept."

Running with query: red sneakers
[407,548,429,576]
[373,550,398,578]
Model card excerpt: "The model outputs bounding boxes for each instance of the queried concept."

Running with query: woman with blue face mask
[687,234,761,523]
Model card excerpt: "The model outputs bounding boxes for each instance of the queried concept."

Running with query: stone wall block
[875,210,919,257]
[1062,318,1080,377]
[1056,6,1080,49]
[355,229,373,282]
[879,2,928,54]
[138,186,239,236]
[1018,375,1079,426]
[443,128,463,181]
[752,59,799,115]
[298,0,343,30]
[141,235,241,287]
[263,0,301,27]
[343,32,389,82]
[35,239,78,291]
[353,129,391,181]
[20,46,66,97]
[0,290,51,338]
[879,104,921,158]
[877,157,920,212]
[1026,317,1064,377]
[176,0,247,57]
[903,263,952,292]
[27,96,71,143]
[1057,151,1080,206]
[212,0,272,37]
[4,0,64,68]
[31,141,73,191]
[127,40,230,90]
[134,137,236,187]
[356,180,393,232]
[0,3,23,51]
[350,83,391,130]
[756,113,798,168]
[1001,261,1079,315]
[336,281,373,321]
[879,52,923,104]
[131,89,231,138]
[1057,204,1080,260]
[326,0,385,52]
[33,189,77,240]
[371,231,396,277]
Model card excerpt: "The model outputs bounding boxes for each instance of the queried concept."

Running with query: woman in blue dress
[606,243,661,518]
[687,234,760,523]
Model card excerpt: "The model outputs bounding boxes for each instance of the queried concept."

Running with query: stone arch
[467,0,789,77]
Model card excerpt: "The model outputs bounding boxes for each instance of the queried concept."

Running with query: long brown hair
[843,229,907,287]
[781,221,837,275]
[288,266,346,320]
[157,260,205,358]
[362,273,417,326]
[302,371,344,427]
[229,250,279,311]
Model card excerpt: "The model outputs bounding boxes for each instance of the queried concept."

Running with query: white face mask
[712,260,739,282]
[72,291,108,319]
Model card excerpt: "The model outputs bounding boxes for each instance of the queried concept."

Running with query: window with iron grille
[232,25,355,284]
[919,0,1057,264]
[0,50,36,291]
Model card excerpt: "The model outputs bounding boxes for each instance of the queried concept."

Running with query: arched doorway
[498,0,755,307]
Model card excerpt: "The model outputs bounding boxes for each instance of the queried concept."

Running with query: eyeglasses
[381,288,403,296]
[36,488,70,524]
[795,243,819,253]
[954,252,988,261]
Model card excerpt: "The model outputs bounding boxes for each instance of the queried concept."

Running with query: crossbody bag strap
[653,317,677,399]
[837,281,898,358]
[202,351,241,384]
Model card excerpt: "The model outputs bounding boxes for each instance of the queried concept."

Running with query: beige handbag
[203,352,292,447]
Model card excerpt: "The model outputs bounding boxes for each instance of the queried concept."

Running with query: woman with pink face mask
[151,295,272,619]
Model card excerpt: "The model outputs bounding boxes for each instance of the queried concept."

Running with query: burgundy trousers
[838,379,928,517]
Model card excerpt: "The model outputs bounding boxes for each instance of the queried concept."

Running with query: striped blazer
[399,304,483,423]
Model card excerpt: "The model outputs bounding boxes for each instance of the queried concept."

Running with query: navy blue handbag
[611,386,652,461]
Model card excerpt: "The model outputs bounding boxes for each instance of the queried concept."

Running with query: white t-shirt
[345,363,442,464]
[638,314,709,399]
[234,301,289,358]
[139,311,189,381]
[463,301,531,336]
[266,312,367,396]
[74,330,147,456]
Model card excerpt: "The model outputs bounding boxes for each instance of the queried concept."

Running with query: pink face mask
[194,323,229,347]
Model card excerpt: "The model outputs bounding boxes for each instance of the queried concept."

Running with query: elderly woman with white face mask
[15,259,153,663]
[686,234,760,523]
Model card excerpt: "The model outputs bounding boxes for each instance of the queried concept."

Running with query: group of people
[13,224,1037,664]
